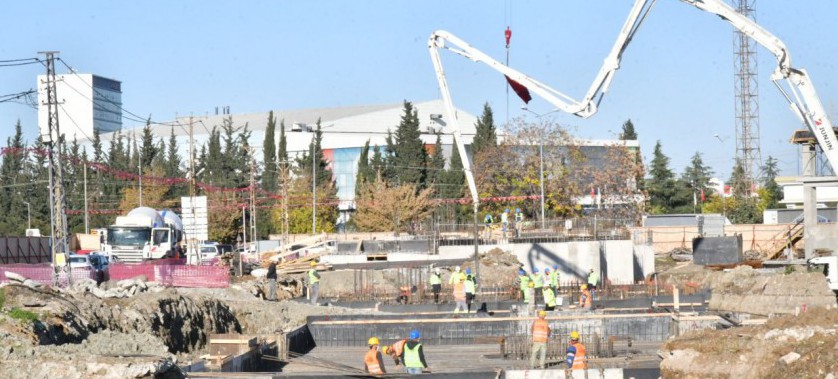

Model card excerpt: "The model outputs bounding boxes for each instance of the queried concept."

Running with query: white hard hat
[434,267,440,273]
[455,266,461,271]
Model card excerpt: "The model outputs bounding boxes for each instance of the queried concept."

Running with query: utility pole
[280,161,290,246]
[83,162,89,234]
[39,51,72,286]
[138,134,143,207]
[248,146,257,243]
[188,115,198,264]
[311,135,317,235]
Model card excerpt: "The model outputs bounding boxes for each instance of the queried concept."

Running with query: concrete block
[692,235,743,265]
[633,245,656,281]
[603,240,633,285]
[511,242,601,281]
[504,368,624,379]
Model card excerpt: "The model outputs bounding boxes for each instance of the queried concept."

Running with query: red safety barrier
[108,264,157,282]
[1,262,228,288]
[0,264,96,286]
[154,265,229,288]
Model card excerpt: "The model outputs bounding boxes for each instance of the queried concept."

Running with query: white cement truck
[102,207,184,262]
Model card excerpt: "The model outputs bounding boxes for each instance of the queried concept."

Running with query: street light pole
[312,134,317,235]
[23,201,31,230]
[539,142,545,229]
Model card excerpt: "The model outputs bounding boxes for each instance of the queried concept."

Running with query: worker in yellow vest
[542,283,557,311]
[429,267,442,304]
[364,336,386,374]
[518,269,531,302]
[464,268,477,312]
[308,261,320,305]
[400,330,429,374]
[531,268,544,303]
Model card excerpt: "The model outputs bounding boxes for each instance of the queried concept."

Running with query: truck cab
[808,256,838,294]
[103,207,183,262]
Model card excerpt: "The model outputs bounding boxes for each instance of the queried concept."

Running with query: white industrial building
[37,73,122,141]
[104,100,480,217]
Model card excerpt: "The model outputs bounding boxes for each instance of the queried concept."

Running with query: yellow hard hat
[537,310,547,317]
[381,346,389,354]
[580,284,587,290]
[570,331,580,340]
[368,337,380,345]
[528,281,535,288]
[310,261,317,267]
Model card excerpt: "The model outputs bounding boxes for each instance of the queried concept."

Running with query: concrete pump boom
[429,0,838,210]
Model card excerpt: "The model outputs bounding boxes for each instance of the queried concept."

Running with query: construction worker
[514,208,524,237]
[542,283,557,311]
[464,268,477,312]
[517,269,531,302]
[526,279,536,312]
[549,264,560,292]
[448,266,466,285]
[532,268,543,303]
[483,213,494,239]
[587,268,600,301]
[453,277,467,313]
[566,331,587,373]
[266,261,277,301]
[397,285,411,304]
[401,330,429,374]
[364,337,386,374]
[501,208,510,238]
[530,310,551,369]
[385,337,408,367]
[429,267,442,304]
[579,284,592,310]
[308,261,320,305]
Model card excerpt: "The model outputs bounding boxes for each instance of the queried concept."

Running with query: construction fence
[0,261,229,288]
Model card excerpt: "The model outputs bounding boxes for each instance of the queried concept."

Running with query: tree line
[0,102,784,240]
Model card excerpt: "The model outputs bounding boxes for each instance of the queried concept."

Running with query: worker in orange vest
[566,331,587,372]
[364,336,386,374]
[579,284,592,310]
[453,277,467,313]
[384,337,408,366]
[530,310,551,369]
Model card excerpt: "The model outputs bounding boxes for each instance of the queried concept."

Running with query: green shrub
[0,288,5,309]
[8,308,38,323]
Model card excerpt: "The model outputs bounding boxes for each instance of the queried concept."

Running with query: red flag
[591,187,595,197]
[505,27,512,48]
[505,75,532,104]
[700,189,705,202]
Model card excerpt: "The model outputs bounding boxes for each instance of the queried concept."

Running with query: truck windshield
[107,227,151,247]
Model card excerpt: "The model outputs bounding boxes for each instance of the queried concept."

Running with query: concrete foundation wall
[603,241,634,285]
[806,223,838,253]
[504,369,624,379]
[633,245,655,281]
[509,242,601,281]
[630,224,793,254]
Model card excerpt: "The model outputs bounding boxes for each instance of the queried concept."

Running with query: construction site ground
[1,247,837,378]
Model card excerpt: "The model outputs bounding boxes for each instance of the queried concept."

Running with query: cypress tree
[385,101,427,187]
[262,111,278,193]
[471,102,497,157]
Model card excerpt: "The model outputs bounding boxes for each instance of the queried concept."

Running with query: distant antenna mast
[733,0,761,188]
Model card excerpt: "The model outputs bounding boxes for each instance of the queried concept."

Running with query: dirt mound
[704,266,836,315]
[461,248,522,288]
[661,308,838,379]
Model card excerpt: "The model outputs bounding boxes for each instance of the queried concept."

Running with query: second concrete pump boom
[429,0,838,209]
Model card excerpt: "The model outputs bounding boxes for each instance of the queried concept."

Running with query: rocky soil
[0,274,370,379]
[661,307,838,379]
